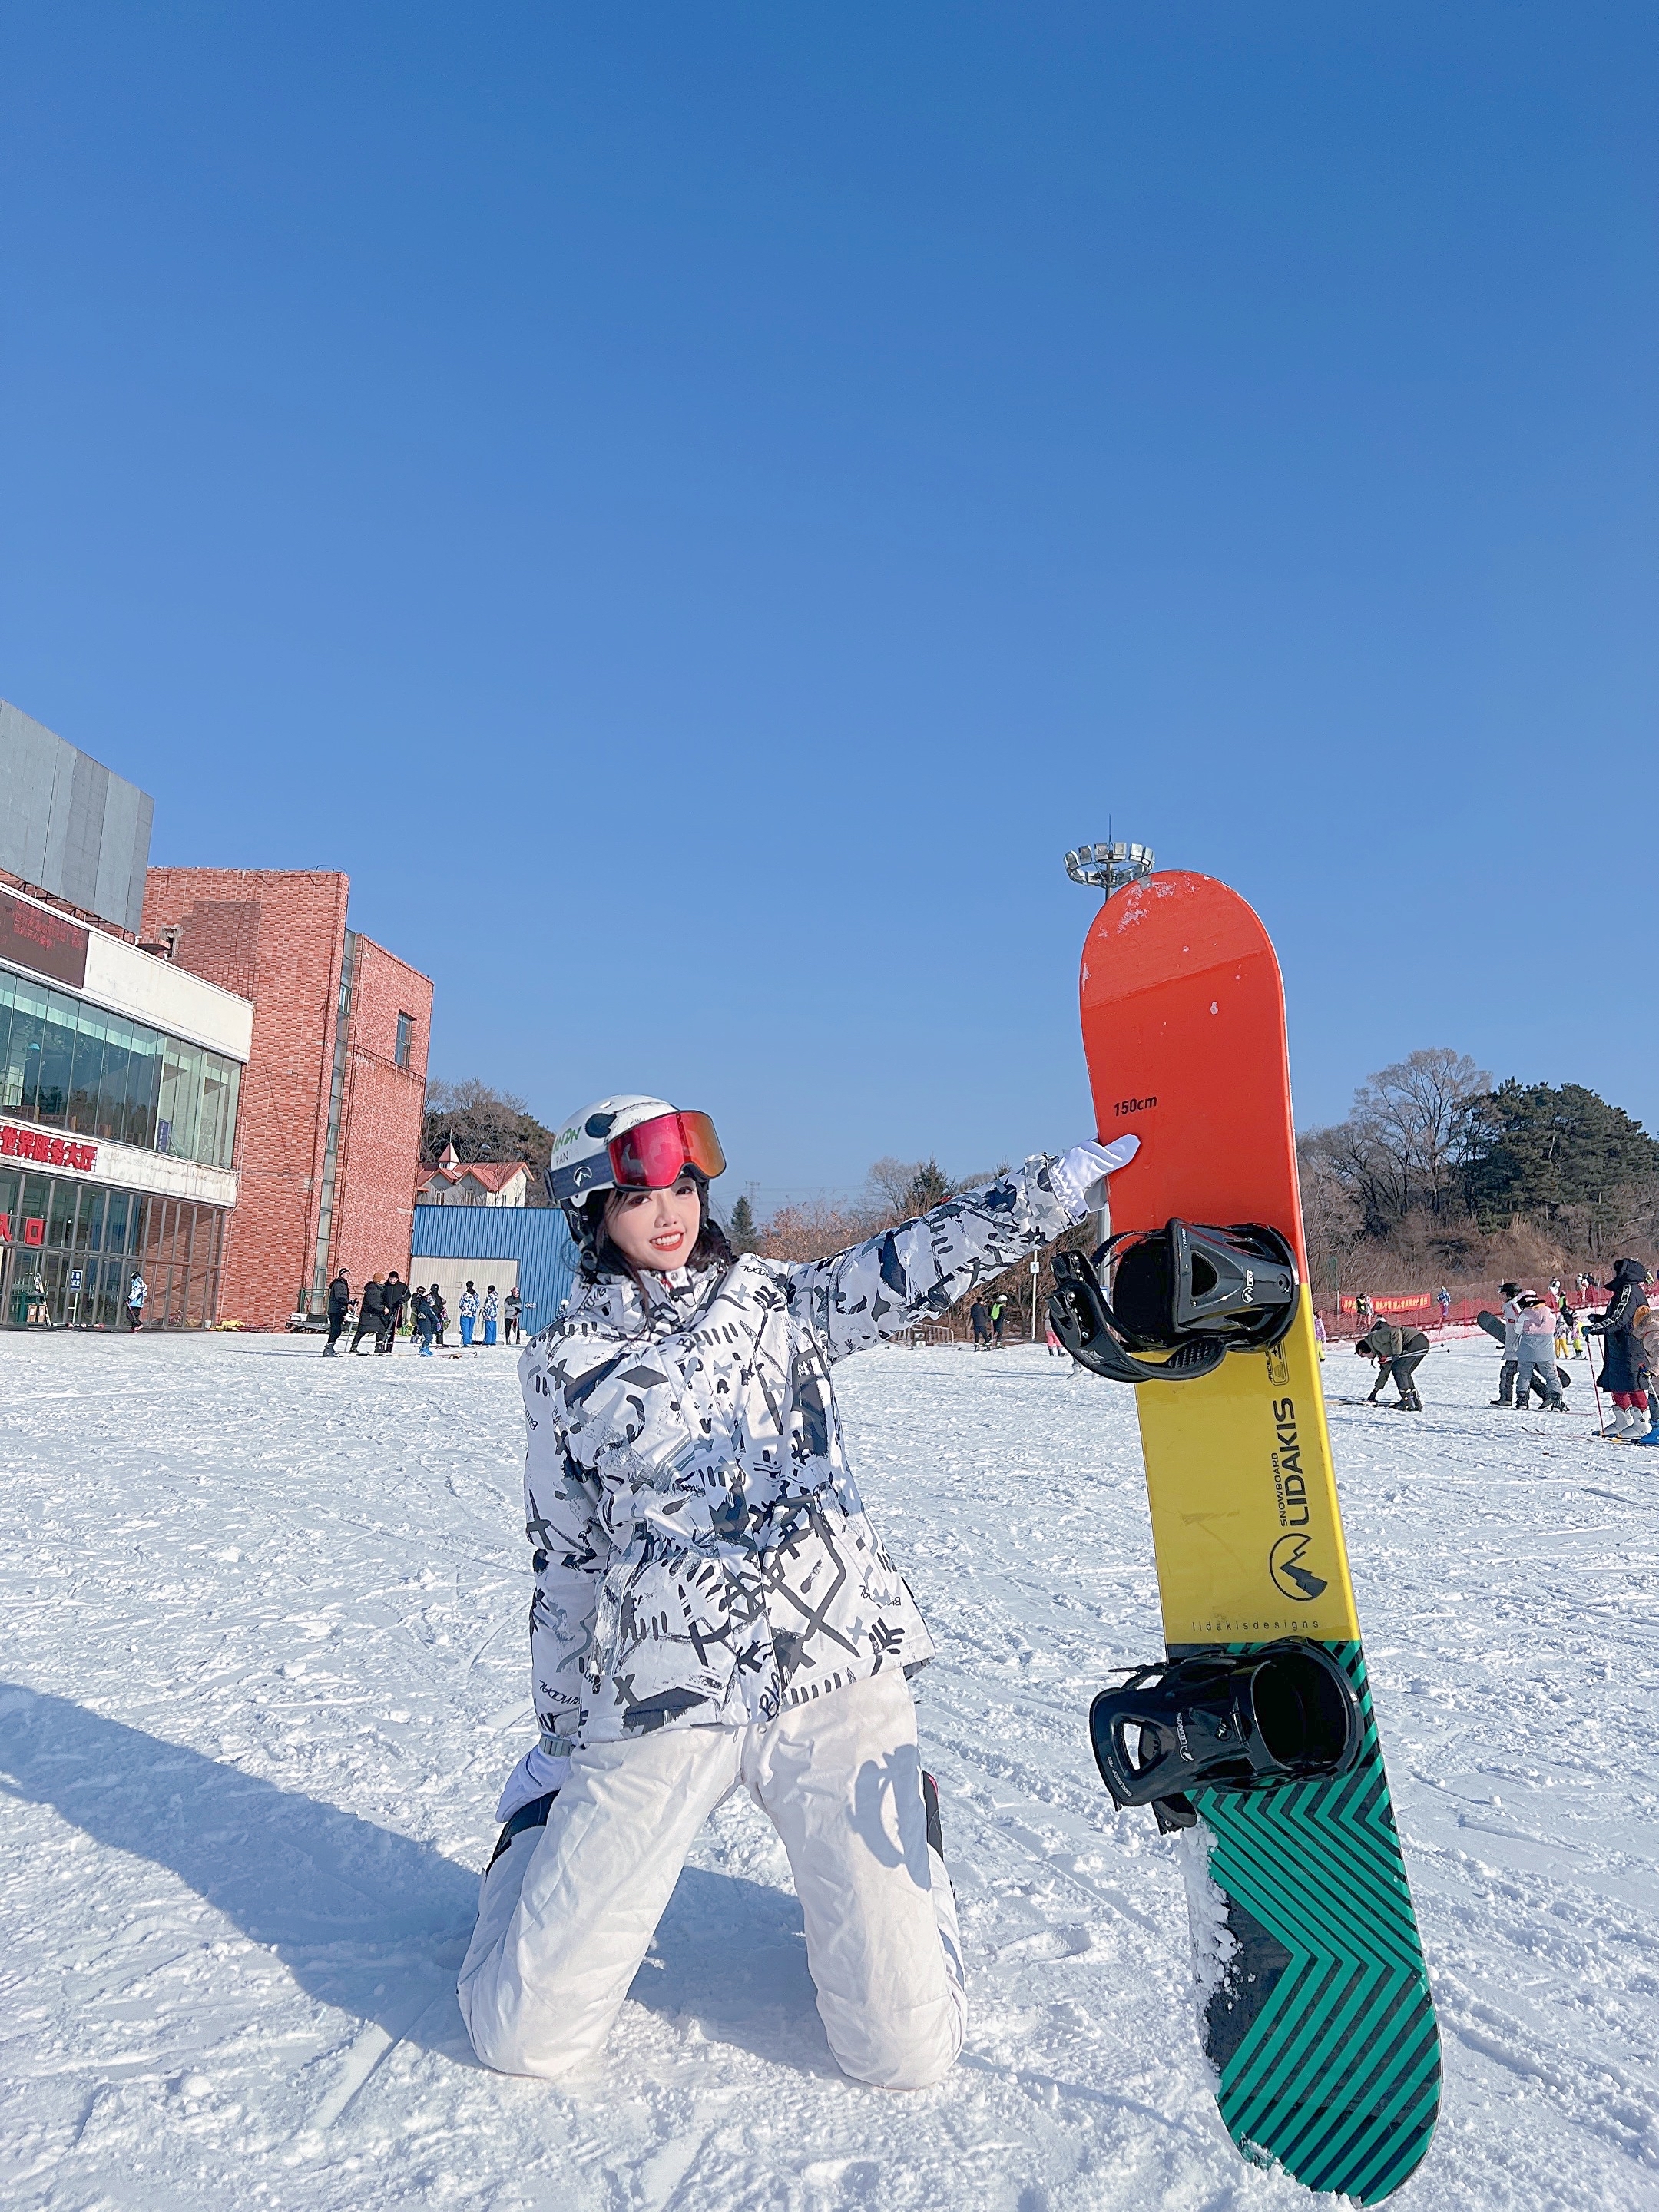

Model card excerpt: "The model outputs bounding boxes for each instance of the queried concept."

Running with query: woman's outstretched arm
[785,1152,1104,1361]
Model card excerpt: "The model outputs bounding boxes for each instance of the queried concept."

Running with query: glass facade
[0,1166,225,1330]
[0,964,241,1167]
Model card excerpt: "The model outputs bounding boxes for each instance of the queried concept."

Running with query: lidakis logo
[1269,1532,1328,1602]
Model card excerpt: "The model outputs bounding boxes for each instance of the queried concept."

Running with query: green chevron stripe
[1180,1642,1439,2204]
[1322,2040,1443,2199]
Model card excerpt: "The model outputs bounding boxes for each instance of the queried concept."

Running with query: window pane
[5,982,48,1118]
[104,1189,131,1253]
[219,1059,241,1167]
[196,1057,226,1166]
[78,1187,108,1250]
[68,1006,108,1135]
[123,1026,161,1148]
[48,1176,78,1247]
[96,1017,132,1143]
[35,993,75,1126]
[157,1040,203,1158]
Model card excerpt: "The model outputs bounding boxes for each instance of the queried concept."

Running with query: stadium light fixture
[1064,839,1155,902]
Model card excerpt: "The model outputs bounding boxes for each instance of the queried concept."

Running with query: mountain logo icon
[1269,1533,1328,1603]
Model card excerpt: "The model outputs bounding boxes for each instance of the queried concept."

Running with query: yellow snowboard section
[1136,1298,1360,1648]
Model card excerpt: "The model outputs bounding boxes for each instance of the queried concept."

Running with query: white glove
[1048,1134,1140,1219]
[495,1743,572,1821]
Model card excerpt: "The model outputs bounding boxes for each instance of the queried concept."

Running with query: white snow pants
[458,1668,965,2089]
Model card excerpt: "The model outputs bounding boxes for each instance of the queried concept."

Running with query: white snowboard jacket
[517,1157,1081,1753]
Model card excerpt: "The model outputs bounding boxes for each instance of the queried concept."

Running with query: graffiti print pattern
[519,1159,1081,1749]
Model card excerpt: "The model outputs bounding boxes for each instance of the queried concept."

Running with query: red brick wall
[331,935,432,1293]
[142,869,347,1328]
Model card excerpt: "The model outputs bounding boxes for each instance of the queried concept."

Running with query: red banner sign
[0,1124,98,1173]
[0,885,88,989]
[1340,1293,1432,1314]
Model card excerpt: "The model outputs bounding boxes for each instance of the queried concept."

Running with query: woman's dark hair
[577,1176,737,1282]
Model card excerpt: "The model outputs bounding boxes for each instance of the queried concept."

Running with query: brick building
[141,869,432,1330]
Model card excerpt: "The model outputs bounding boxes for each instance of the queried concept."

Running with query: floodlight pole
[1063,837,1156,906]
[1064,834,1156,1248]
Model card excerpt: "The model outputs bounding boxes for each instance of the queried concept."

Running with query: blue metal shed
[409,1204,578,1337]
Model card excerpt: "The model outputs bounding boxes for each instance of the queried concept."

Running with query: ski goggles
[547,1108,726,1207]
[609,1108,725,1192]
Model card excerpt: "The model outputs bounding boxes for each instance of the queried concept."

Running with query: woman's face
[604,1174,701,1273]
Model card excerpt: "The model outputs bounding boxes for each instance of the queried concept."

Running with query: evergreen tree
[1464,1081,1659,1229]
[729,1194,757,1251]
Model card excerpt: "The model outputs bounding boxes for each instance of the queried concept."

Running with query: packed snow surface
[1,1329,1655,2210]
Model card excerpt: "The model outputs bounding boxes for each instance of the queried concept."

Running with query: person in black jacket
[353,1276,387,1354]
[323,1273,352,1356]
[1355,1320,1429,1409]
[1584,1258,1652,1438]
[381,1271,409,1355]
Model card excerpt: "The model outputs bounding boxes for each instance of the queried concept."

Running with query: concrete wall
[81,923,253,1061]
[0,700,155,935]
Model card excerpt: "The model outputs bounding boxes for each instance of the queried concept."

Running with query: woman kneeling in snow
[458,1096,1125,2088]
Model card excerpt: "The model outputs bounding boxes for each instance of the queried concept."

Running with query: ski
[1053,868,1441,2202]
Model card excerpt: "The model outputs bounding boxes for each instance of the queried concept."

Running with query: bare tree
[1335,1050,1492,1224]
[1296,1131,1364,1281]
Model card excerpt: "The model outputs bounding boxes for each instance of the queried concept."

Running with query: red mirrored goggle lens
[608,1110,725,1190]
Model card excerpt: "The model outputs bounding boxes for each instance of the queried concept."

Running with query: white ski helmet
[547,1096,727,1237]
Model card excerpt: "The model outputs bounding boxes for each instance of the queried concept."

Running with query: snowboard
[1069,871,1440,2202]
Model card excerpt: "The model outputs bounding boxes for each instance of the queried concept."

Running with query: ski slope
[1,1327,1654,2210]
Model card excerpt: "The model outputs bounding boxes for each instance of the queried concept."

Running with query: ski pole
[1586,1343,1605,1432]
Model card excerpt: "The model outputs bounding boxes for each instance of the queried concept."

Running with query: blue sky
[2,5,1654,1200]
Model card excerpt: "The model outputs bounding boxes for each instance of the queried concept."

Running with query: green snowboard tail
[1189,1644,1440,2204]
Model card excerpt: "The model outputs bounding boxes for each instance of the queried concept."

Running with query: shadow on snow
[0,1681,830,2075]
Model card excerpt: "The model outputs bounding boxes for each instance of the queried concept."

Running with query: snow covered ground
[1,1326,1654,2211]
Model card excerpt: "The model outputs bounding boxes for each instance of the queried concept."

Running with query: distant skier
[1313,1310,1328,1359]
[381,1271,409,1353]
[1584,1259,1654,1439]
[125,1273,147,1333]
[458,1281,479,1348]
[1435,1285,1451,1326]
[323,1271,352,1356]
[412,1284,439,1356]
[1511,1293,1565,1412]
[1491,1281,1525,1406]
[482,1285,499,1346]
[503,1287,522,1344]
[969,1297,990,1348]
[1354,1319,1429,1408]
[352,1275,386,1354]
[990,1294,1008,1346]
[1633,1296,1659,1444]
[457,1093,1133,2090]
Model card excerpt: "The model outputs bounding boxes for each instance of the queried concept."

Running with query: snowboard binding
[1049,1218,1298,1384]
[1089,1640,1363,1833]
